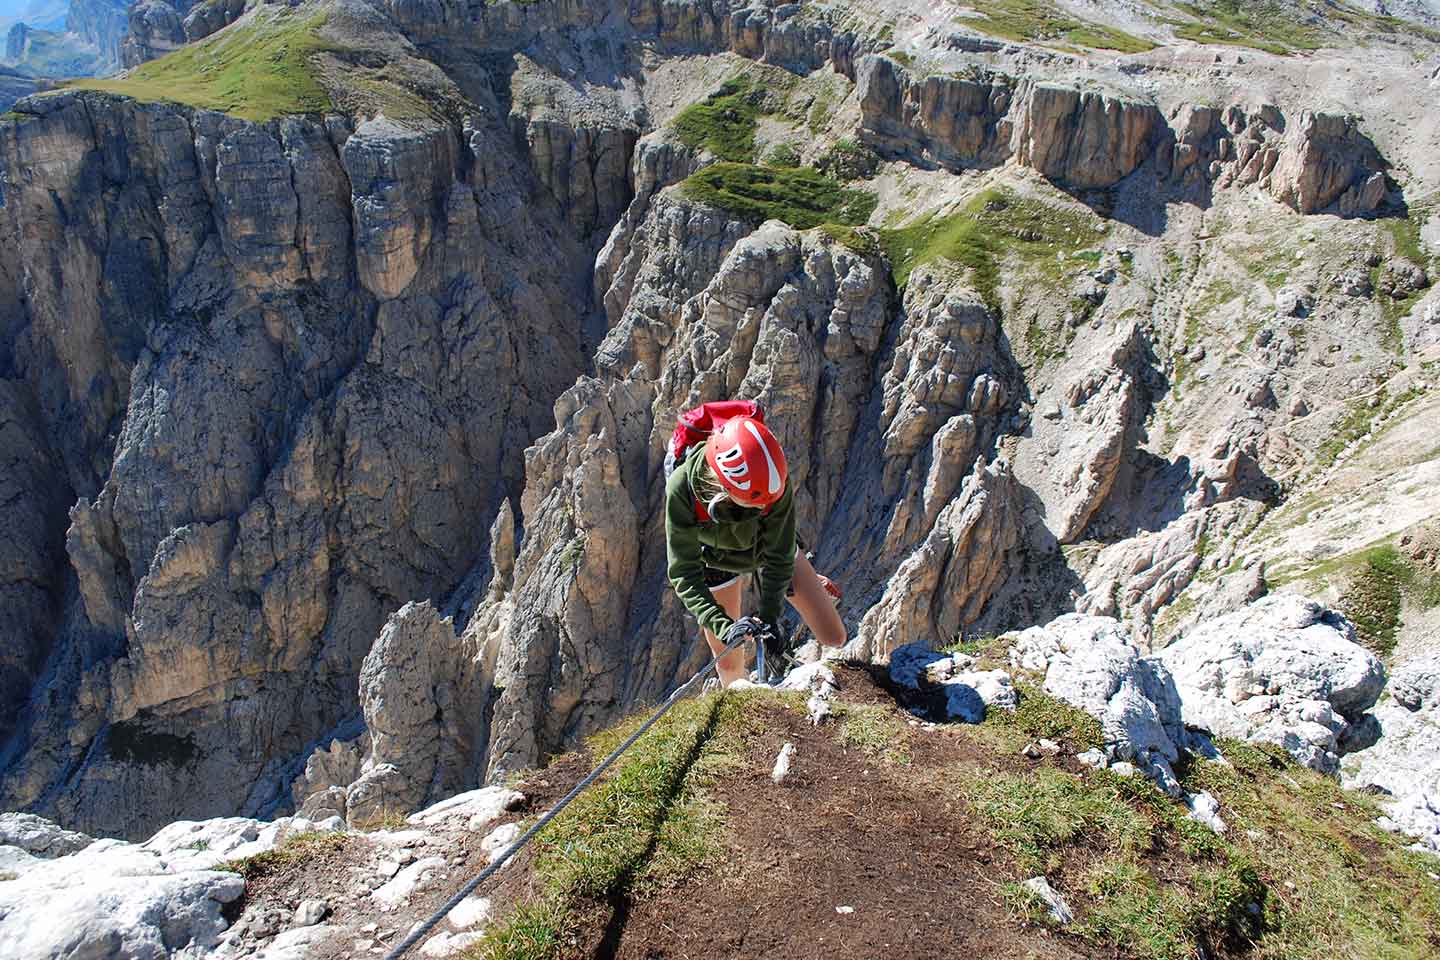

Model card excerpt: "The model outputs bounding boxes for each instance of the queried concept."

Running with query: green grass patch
[670,77,765,163]
[1316,393,1380,468]
[1333,543,1440,657]
[1170,0,1325,55]
[462,900,564,960]
[958,0,1157,52]
[70,8,334,122]
[559,534,585,570]
[478,692,763,956]
[1383,213,1429,267]
[217,830,350,878]
[1182,739,1440,959]
[1076,856,1265,960]
[877,186,1104,305]
[957,766,1155,873]
[680,162,878,231]
[835,703,911,764]
[983,680,1105,752]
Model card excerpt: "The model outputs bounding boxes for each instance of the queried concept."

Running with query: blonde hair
[692,459,732,514]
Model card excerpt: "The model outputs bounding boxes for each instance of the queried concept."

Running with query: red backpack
[664,400,766,523]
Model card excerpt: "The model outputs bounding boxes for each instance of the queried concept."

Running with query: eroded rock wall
[0,87,589,836]
[857,55,1391,215]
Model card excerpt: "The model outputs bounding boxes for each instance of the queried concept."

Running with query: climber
[663,401,846,689]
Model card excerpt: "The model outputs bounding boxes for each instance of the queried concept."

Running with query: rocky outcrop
[122,1,188,67]
[0,85,589,837]
[395,0,876,78]
[0,811,94,857]
[855,56,1015,172]
[857,55,1390,214]
[852,458,1020,660]
[343,601,493,828]
[1342,655,1440,853]
[1157,595,1385,773]
[1009,614,1190,796]
[123,0,246,65]
[1264,112,1388,216]
[858,57,1161,187]
[0,811,354,959]
[66,0,127,70]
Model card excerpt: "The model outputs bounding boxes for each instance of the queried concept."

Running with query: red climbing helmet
[704,415,788,508]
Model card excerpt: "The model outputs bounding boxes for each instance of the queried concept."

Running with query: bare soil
[570,671,1092,960]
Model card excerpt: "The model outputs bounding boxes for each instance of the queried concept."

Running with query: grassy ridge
[70,7,334,122]
[467,691,767,958]
[878,187,1104,306]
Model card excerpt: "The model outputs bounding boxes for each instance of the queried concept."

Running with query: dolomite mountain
[1,0,1439,847]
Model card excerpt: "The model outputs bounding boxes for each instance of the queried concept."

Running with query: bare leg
[787,549,846,649]
[701,577,749,687]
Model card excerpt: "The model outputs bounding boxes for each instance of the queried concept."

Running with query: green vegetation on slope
[958,686,1440,959]
[877,187,1105,306]
[468,691,766,958]
[1169,0,1326,55]
[1184,739,1440,958]
[1334,543,1440,657]
[671,77,765,163]
[955,0,1157,53]
[680,162,878,231]
[70,7,333,122]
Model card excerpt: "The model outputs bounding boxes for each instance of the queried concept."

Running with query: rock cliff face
[0,0,1435,838]
[0,81,590,834]
[857,55,1390,215]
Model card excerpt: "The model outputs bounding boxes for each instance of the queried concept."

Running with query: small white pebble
[836,905,855,915]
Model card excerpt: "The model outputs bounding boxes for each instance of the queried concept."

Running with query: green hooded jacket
[664,445,796,638]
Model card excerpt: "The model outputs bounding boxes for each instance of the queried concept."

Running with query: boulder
[0,812,93,858]
[1157,595,1385,773]
[1009,614,1187,795]
[1342,654,1440,853]
[0,836,244,958]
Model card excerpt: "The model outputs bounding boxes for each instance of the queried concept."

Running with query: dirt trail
[590,675,1087,960]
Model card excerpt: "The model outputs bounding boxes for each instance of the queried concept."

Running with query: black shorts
[704,567,747,590]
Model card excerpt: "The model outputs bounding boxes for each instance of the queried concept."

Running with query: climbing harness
[381,621,762,960]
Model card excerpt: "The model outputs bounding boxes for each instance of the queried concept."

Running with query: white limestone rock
[448,894,493,931]
[481,823,521,862]
[1158,595,1385,773]
[408,786,526,830]
[1186,791,1227,834]
[0,813,93,859]
[0,862,244,959]
[1342,654,1440,852]
[1008,614,1188,796]
[249,923,339,960]
[771,742,796,784]
[371,856,448,910]
[1021,876,1074,924]
[889,643,1016,723]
